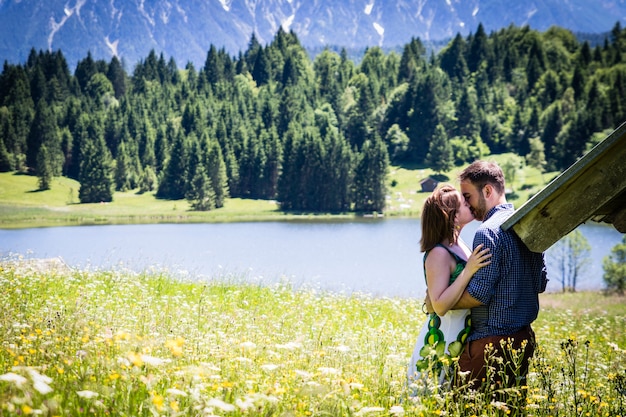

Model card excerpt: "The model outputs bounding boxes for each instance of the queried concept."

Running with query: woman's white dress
[407,244,471,394]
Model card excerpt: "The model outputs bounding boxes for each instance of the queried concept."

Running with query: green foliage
[426,124,453,173]
[603,236,626,295]
[78,131,114,203]
[1,23,626,213]
[35,144,52,190]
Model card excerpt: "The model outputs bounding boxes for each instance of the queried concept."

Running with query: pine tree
[353,135,389,213]
[27,100,62,173]
[206,138,229,208]
[157,129,188,200]
[426,124,453,174]
[78,133,114,203]
[187,163,215,211]
[114,141,132,191]
[139,166,158,193]
[36,144,53,190]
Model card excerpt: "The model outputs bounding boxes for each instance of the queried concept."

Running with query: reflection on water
[0,220,622,298]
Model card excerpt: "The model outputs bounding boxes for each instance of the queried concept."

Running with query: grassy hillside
[0,154,557,228]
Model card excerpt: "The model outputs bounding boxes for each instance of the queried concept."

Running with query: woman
[407,184,491,394]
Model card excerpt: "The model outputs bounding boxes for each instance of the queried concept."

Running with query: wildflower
[356,406,385,415]
[207,398,236,412]
[318,367,339,375]
[389,405,405,415]
[240,341,256,350]
[295,370,312,379]
[275,341,302,350]
[236,396,255,411]
[77,390,99,399]
[491,401,509,412]
[261,364,279,371]
[27,369,53,395]
[0,372,28,387]
[166,337,185,357]
[141,354,169,367]
[336,345,351,352]
[152,393,164,411]
[166,388,187,397]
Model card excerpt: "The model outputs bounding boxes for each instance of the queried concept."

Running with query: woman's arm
[426,244,491,316]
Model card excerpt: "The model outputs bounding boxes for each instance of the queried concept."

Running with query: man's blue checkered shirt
[466,203,548,342]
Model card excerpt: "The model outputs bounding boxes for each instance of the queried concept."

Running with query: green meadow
[0,154,554,229]
[1,260,625,416]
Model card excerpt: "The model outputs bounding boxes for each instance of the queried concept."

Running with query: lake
[0,219,623,298]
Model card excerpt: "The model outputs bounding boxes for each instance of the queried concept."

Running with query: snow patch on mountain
[373,22,384,36]
[138,0,155,26]
[105,36,119,57]
[282,13,295,31]
[48,0,86,51]
[219,0,231,12]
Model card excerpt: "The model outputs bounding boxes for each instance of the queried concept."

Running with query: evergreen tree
[526,136,547,174]
[385,124,410,163]
[455,86,480,139]
[157,129,188,200]
[75,52,98,93]
[78,132,114,203]
[114,141,133,191]
[439,33,469,83]
[251,47,271,86]
[426,124,453,174]
[36,144,53,190]
[353,135,389,212]
[27,100,62,175]
[467,23,490,73]
[398,37,426,82]
[206,137,229,208]
[139,165,158,193]
[406,69,449,163]
[0,132,12,172]
[187,163,215,211]
[107,56,128,98]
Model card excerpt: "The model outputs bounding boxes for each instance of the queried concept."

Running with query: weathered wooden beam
[612,207,626,233]
[502,121,626,253]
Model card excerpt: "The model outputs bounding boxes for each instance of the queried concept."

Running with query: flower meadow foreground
[1,258,625,416]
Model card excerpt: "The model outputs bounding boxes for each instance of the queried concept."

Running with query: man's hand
[423,290,434,314]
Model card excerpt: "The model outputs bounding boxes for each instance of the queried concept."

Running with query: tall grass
[1,259,624,416]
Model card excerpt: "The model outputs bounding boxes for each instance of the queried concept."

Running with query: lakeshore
[0,158,554,229]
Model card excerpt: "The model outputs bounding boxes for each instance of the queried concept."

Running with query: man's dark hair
[459,160,505,195]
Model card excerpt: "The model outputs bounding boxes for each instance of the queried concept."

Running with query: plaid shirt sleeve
[466,222,501,305]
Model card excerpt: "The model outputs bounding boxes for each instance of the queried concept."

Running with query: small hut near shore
[419,177,439,193]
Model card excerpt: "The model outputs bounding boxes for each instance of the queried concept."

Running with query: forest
[1,22,625,212]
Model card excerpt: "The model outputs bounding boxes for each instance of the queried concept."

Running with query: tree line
[1,22,625,212]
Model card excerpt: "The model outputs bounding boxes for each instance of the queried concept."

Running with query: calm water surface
[0,220,622,298]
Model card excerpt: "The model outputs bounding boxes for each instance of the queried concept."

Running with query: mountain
[1,0,625,70]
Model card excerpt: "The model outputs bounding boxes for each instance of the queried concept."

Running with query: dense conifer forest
[1,23,625,212]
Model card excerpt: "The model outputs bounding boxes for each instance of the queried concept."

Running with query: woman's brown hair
[419,184,461,252]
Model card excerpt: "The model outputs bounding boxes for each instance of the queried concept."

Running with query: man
[453,160,548,397]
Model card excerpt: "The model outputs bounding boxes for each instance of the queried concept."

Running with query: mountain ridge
[1,0,625,70]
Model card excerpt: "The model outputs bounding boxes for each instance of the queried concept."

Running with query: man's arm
[453,289,483,309]
[423,288,483,313]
